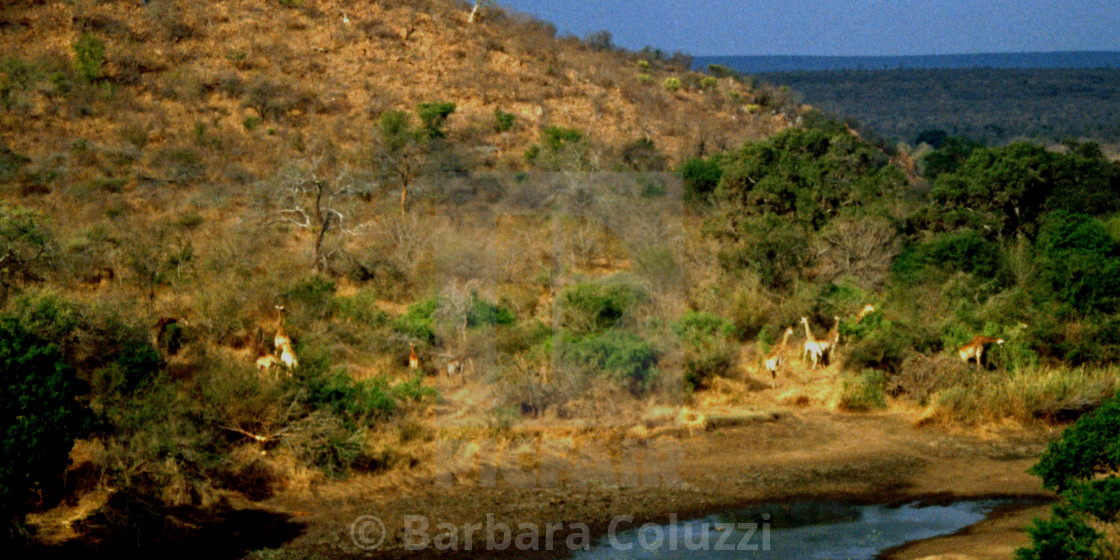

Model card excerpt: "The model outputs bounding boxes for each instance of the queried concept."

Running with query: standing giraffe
[273,305,298,371]
[821,316,840,364]
[801,317,825,369]
[959,335,1004,366]
[409,342,420,370]
[764,327,795,387]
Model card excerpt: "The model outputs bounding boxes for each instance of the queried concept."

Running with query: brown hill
[1,0,785,184]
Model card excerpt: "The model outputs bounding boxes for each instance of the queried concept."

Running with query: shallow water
[575,499,1018,560]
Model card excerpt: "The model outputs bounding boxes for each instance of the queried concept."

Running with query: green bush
[1017,393,1120,559]
[700,76,718,90]
[671,311,733,349]
[393,295,441,344]
[542,126,584,153]
[620,138,667,171]
[893,230,1002,283]
[0,317,93,535]
[1035,212,1120,314]
[416,101,456,140]
[468,296,515,327]
[72,32,105,82]
[563,330,658,394]
[560,278,646,337]
[680,156,722,203]
[673,311,735,391]
[285,275,338,320]
[839,369,888,411]
[333,290,389,326]
[494,108,516,132]
[662,77,682,93]
[0,204,55,301]
[842,328,909,373]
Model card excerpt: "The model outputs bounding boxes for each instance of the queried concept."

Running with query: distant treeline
[694,51,1120,73]
[752,67,1120,146]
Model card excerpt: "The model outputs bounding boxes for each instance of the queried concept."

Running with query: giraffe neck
[803,321,817,342]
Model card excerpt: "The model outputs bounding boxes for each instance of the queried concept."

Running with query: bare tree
[813,216,901,289]
[271,158,367,272]
[437,279,481,346]
[468,0,495,24]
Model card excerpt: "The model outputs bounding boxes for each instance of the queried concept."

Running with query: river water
[575,499,1025,560]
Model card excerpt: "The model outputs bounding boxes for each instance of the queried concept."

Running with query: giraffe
[959,335,1004,366]
[821,316,840,364]
[801,317,825,369]
[409,342,420,370]
[856,304,876,323]
[273,305,298,372]
[763,327,795,387]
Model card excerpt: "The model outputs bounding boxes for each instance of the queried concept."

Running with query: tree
[272,157,366,271]
[416,101,456,140]
[374,110,425,214]
[0,316,92,540]
[0,205,54,304]
[1017,394,1120,559]
[1034,212,1120,314]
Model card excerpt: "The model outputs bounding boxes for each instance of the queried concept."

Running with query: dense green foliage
[0,316,92,536]
[757,67,1120,145]
[708,126,906,289]
[1018,394,1120,559]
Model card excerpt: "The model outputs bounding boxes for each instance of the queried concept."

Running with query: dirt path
[269,407,1058,559]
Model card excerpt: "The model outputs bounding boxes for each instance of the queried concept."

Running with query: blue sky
[494,0,1120,57]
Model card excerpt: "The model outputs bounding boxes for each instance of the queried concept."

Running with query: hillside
[0,0,782,181]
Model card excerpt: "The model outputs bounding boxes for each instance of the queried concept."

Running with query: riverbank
[267,408,1058,558]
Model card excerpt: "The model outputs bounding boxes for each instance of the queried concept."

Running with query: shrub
[468,296,515,327]
[542,126,584,153]
[700,76,718,90]
[672,311,733,349]
[72,32,105,81]
[494,108,516,132]
[560,278,646,337]
[0,317,93,536]
[284,275,337,320]
[662,77,682,93]
[393,295,441,344]
[333,290,389,326]
[1017,393,1120,559]
[416,101,456,140]
[839,370,888,411]
[620,138,667,171]
[562,330,658,394]
[680,156,722,203]
[673,311,735,391]
[0,205,55,302]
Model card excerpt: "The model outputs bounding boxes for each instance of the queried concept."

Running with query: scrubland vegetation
[1,0,1119,555]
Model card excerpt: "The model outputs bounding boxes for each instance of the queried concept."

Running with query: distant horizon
[695,49,1120,58]
[495,1,1120,59]
[692,51,1120,73]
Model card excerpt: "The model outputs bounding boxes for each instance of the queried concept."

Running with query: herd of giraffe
[236,301,1005,386]
[762,304,1004,388]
